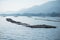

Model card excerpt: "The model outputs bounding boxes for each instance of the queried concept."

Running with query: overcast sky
[0,0,56,12]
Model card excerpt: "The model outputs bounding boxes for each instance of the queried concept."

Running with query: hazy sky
[0,0,56,12]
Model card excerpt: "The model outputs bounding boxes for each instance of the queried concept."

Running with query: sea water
[0,16,60,40]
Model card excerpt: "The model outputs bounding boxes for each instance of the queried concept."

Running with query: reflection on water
[0,16,60,40]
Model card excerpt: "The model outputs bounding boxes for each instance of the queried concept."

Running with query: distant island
[6,18,56,28]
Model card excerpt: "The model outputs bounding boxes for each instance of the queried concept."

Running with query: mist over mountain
[20,0,60,14]
[0,0,60,17]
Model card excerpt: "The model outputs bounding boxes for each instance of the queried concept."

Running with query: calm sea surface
[0,16,60,40]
